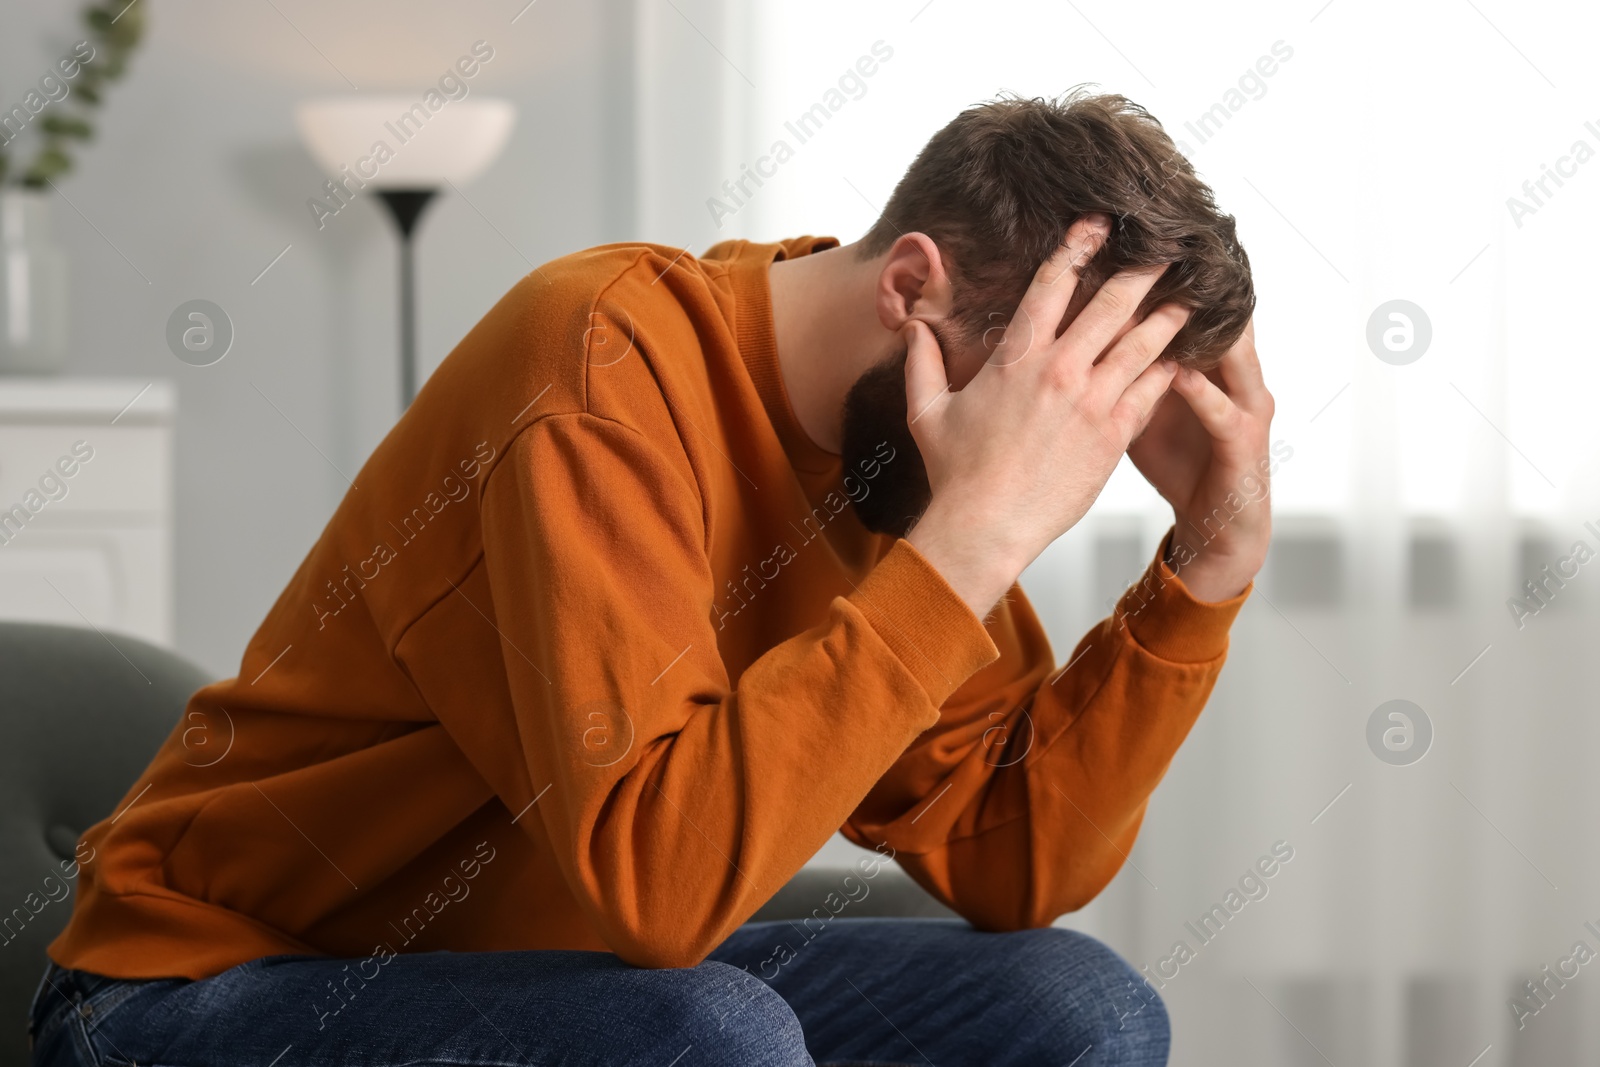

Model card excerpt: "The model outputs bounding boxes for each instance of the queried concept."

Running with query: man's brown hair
[858,88,1254,366]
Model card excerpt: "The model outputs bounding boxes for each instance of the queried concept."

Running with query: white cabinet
[0,379,174,644]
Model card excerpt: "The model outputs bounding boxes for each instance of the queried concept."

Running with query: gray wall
[1,0,637,676]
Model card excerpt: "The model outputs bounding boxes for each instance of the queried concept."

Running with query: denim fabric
[30,920,1167,1066]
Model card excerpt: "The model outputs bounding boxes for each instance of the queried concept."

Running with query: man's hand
[1127,319,1274,602]
[904,215,1190,619]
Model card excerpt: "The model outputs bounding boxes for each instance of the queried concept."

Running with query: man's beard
[839,347,931,537]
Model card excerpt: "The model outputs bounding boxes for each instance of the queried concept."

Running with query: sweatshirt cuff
[1113,528,1250,663]
[845,538,1000,707]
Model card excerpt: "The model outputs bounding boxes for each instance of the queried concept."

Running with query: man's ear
[875,232,953,332]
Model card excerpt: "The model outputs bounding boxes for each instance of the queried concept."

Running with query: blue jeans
[30,919,1168,1066]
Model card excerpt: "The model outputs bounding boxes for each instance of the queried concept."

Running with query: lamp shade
[295,96,516,188]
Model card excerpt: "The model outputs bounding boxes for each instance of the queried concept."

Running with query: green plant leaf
[23,146,73,184]
[108,15,145,48]
[41,115,94,138]
[9,0,146,187]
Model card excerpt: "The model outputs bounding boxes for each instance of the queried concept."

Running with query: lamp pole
[376,188,439,408]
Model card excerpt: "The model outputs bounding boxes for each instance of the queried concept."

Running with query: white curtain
[644,0,1600,1062]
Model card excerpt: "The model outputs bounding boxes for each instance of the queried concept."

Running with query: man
[33,90,1271,1065]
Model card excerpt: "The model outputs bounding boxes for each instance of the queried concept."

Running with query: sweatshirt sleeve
[478,411,999,968]
[841,530,1249,930]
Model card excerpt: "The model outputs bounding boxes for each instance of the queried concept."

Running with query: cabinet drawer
[0,526,171,643]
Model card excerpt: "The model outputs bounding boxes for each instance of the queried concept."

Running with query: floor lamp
[296,97,516,408]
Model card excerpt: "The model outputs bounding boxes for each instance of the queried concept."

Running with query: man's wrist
[1173,558,1251,603]
[904,501,1025,620]
[1165,534,1259,603]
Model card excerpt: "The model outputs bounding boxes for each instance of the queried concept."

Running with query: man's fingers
[1055,262,1170,375]
[1114,358,1179,437]
[1172,364,1245,441]
[903,320,951,428]
[1014,214,1112,342]
[1092,303,1190,397]
[1216,318,1269,407]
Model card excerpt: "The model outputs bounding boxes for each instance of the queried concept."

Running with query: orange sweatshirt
[51,236,1247,979]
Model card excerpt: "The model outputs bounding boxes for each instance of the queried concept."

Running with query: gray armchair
[0,621,950,1065]
[0,622,209,1067]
